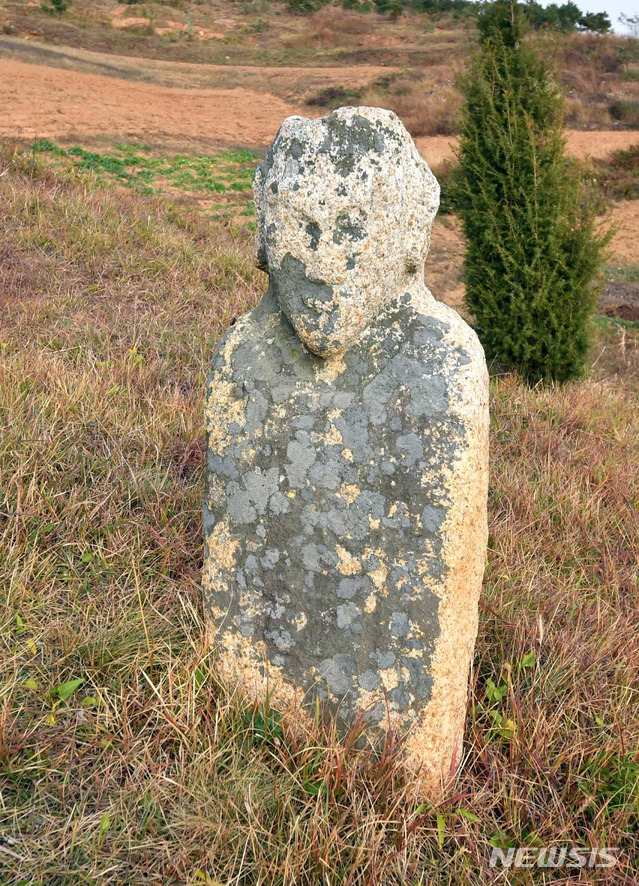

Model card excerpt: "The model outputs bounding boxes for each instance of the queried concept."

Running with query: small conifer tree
[455,0,610,383]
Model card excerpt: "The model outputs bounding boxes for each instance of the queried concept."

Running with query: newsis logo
[489,846,619,869]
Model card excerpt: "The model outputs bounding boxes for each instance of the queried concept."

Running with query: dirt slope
[609,201,639,264]
[1,50,635,313]
[0,58,298,150]
[0,34,394,100]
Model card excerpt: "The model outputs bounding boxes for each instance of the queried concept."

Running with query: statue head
[253,107,440,358]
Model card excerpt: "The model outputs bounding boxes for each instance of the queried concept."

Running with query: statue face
[253,108,440,357]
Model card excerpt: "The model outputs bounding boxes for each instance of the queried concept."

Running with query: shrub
[307,86,364,108]
[609,99,639,128]
[594,143,639,200]
[285,0,328,13]
[42,0,68,12]
[454,0,611,383]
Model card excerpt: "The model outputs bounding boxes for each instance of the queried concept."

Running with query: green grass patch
[605,263,639,283]
[30,139,260,221]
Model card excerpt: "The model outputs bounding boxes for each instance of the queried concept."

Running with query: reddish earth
[609,200,639,264]
[0,58,296,149]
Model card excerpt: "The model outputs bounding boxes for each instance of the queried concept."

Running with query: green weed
[30,140,259,226]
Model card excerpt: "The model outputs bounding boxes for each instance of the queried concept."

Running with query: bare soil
[600,281,639,321]
[0,34,393,102]
[0,56,298,150]
[609,199,639,264]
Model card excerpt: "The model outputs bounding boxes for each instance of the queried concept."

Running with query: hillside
[2,0,639,135]
[1,2,639,316]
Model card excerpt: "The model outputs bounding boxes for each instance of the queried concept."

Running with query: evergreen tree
[454,0,610,383]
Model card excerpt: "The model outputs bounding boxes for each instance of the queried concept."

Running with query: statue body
[203,108,489,795]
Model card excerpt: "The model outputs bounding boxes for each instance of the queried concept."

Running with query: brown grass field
[1,140,638,886]
[0,1,638,882]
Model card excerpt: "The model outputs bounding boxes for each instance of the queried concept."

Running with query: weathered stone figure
[203,107,489,795]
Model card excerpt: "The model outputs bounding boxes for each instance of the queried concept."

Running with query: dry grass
[539,32,639,130]
[594,144,639,201]
[0,145,638,884]
[0,0,458,69]
[365,83,462,137]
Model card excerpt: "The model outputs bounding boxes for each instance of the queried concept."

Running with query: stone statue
[203,107,489,796]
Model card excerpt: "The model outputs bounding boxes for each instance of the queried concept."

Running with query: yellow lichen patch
[362,548,388,592]
[404,647,424,658]
[415,554,443,598]
[205,379,246,455]
[356,688,384,722]
[407,620,426,640]
[292,612,308,632]
[379,667,399,692]
[364,592,378,613]
[201,564,227,597]
[342,448,354,462]
[237,588,261,622]
[216,634,310,716]
[323,424,343,446]
[338,483,360,506]
[369,516,381,530]
[389,501,411,524]
[206,475,226,511]
[316,352,347,383]
[335,545,361,576]
[371,564,388,593]
[206,519,240,572]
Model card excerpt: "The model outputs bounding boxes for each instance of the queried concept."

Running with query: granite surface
[203,107,489,795]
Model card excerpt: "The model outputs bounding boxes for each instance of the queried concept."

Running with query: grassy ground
[1,0,472,68]
[0,145,638,884]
